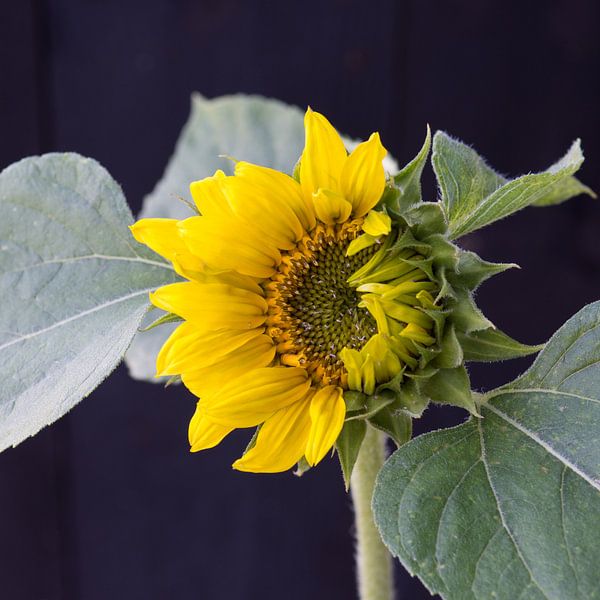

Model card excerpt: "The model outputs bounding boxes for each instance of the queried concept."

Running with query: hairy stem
[351,426,393,600]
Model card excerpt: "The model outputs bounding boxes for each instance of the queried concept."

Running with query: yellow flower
[130,109,437,473]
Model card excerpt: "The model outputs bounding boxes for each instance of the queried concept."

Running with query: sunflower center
[265,221,379,386]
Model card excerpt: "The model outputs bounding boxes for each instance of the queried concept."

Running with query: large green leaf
[0,154,178,451]
[126,93,398,381]
[433,131,593,239]
[373,301,600,600]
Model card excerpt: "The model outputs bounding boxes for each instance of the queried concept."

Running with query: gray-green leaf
[0,154,178,451]
[458,326,543,362]
[434,131,591,239]
[373,300,600,599]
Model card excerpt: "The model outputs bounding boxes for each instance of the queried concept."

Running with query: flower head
[130,108,529,476]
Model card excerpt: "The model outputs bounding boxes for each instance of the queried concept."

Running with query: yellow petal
[156,322,266,376]
[339,348,363,391]
[232,395,312,473]
[346,233,378,257]
[362,210,392,237]
[341,132,387,217]
[150,282,267,330]
[201,367,311,428]
[190,170,232,218]
[188,406,234,452]
[178,215,280,279]
[181,336,276,397]
[221,176,304,250]
[300,108,347,200]
[361,334,402,381]
[398,322,436,345]
[305,386,346,466]
[312,189,352,225]
[129,218,204,277]
[234,161,316,232]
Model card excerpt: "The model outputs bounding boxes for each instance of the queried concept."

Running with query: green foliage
[337,419,367,490]
[373,301,600,600]
[433,132,594,239]
[0,154,178,451]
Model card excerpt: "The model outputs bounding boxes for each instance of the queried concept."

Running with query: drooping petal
[305,386,346,466]
[181,337,276,397]
[188,406,234,452]
[340,132,387,217]
[312,189,353,225]
[178,215,280,279]
[129,218,204,277]
[232,394,312,473]
[200,367,311,428]
[300,108,347,200]
[234,161,316,233]
[150,282,267,330]
[156,322,267,376]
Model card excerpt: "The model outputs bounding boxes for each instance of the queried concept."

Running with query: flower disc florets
[266,221,378,386]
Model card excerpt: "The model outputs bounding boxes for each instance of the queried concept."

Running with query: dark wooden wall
[1,1,598,598]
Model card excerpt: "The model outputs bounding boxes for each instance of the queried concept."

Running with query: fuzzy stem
[351,426,393,600]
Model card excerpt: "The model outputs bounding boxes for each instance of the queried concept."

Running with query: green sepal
[336,419,367,491]
[458,327,544,362]
[432,323,463,369]
[344,390,396,421]
[448,291,493,333]
[139,311,183,332]
[426,234,460,271]
[380,377,430,417]
[420,365,479,415]
[292,156,301,182]
[448,249,518,291]
[368,407,412,448]
[383,125,431,216]
[294,456,311,477]
[244,424,261,454]
[402,202,447,236]
[343,390,368,412]
[164,374,181,387]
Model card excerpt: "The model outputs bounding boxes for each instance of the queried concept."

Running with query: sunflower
[130,109,439,473]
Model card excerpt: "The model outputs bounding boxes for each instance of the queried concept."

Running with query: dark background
[1,1,599,599]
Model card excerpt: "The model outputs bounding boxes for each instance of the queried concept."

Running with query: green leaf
[438,134,587,239]
[0,154,178,451]
[373,300,600,599]
[384,126,431,214]
[532,174,596,207]
[458,326,543,362]
[368,407,412,448]
[336,419,367,490]
[432,131,506,228]
[421,365,478,415]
